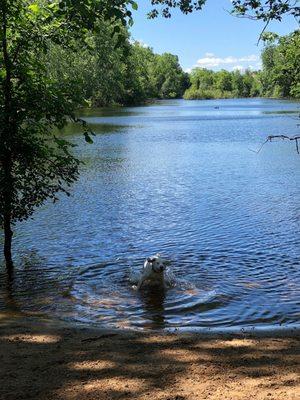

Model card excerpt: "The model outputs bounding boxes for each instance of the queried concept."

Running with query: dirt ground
[0,313,299,400]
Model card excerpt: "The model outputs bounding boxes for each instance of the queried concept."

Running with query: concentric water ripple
[0,99,299,331]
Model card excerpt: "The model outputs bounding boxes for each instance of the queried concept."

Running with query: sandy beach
[0,313,299,400]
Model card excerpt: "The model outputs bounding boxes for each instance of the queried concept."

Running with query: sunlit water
[1,98,299,332]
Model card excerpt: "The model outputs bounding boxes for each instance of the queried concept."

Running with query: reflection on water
[0,98,299,332]
[138,287,167,329]
[60,122,139,136]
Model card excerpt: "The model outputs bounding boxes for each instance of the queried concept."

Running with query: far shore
[77,96,300,110]
[0,312,299,400]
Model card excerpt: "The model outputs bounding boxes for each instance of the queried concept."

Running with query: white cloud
[195,53,259,69]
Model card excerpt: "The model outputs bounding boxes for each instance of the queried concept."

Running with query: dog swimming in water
[136,254,168,290]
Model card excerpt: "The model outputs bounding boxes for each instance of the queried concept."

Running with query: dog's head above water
[144,254,167,273]
[136,254,170,290]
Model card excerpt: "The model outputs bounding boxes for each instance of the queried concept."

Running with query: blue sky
[129,0,299,72]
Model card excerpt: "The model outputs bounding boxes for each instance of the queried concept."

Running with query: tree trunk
[1,2,14,275]
[3,212,13,274]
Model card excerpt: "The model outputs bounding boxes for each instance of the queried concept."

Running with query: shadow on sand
[0,313,299,400]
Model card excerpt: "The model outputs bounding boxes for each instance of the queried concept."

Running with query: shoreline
[76,96,300,110]
[1,313,299,400]
[1,311,300,338]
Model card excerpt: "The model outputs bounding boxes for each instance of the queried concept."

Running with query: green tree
[0,0,137,272]
[191,68,214,90]
[183,68,216,99]
[249,72,261,97]
[127,42,157,102]
[240,70,254,97]
[151,53,188,99]
[184,68,261,99]
[260,42,277,96]
[214,70,233,92]
[274,31,300,97]
[47,20,133,107]
[260,30,300,98]
[232,70,244,97]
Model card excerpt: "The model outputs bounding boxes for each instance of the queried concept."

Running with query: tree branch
[250,135,300,154]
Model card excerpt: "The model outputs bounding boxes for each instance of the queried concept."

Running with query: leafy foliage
[0,0,104,229]
[47,27,189,107]
[184,68,261,99]
[260,30,300,98]
[148,0,206,18]
[231,0,300,21]
[148,0,299,20]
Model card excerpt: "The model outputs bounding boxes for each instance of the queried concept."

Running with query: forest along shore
[0,313,299,400]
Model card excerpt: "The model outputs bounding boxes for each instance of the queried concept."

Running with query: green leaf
[28,3,40,13]
[131,2,138,11]
[0,69,6,79]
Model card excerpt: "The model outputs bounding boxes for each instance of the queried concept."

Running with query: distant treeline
[48,27,299,106]
[185,30,299,100]
[183,69,261,99]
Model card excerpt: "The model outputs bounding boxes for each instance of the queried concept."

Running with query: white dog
[136,254,168,290]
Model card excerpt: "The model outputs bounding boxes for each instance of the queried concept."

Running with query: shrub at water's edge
[183,68,261,100]
[184,88,243,100]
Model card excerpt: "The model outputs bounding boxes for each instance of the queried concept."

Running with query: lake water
[0,98,299,332]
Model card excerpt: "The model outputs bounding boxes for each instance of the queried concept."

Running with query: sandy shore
[0,313,299,400]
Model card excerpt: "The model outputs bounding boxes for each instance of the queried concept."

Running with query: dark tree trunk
[4,212,13,274]
[1,2,14,275]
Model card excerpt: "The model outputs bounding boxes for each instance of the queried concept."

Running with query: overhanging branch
[251,135,300,154]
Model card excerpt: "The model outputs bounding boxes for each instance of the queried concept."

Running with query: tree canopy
[146,0,300,19]
[184,68,261,99]
[231,0,299,21]
[260,30,300,98]
[47,26,189,107]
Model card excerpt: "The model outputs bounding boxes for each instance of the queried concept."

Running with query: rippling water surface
[1,98,299,331]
